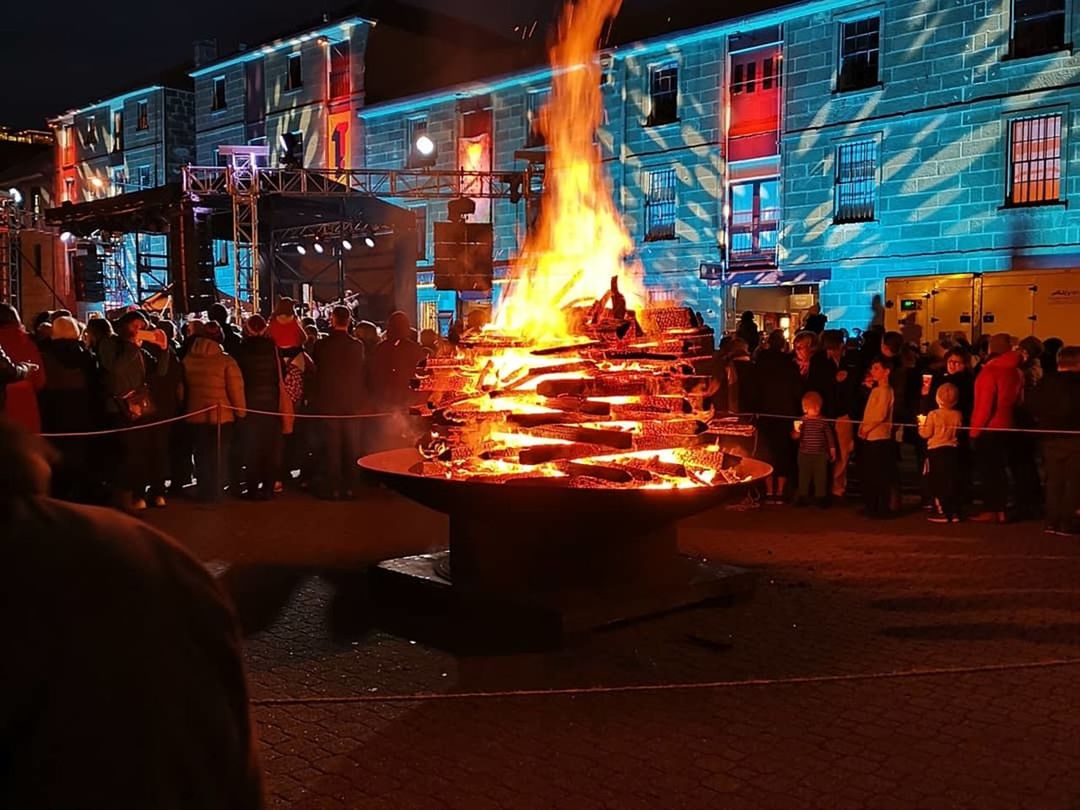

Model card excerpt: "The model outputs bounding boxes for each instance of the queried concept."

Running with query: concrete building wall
[782,0,1080,331]
[194,63,247,164]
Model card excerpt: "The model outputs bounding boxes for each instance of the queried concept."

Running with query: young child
[918,382,963,523]
[794,391,836,506]
[858,357,897,517]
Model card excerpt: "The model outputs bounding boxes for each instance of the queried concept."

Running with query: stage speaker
[176,207,216,314]
[71,242,105,303]
[433,222,493,292]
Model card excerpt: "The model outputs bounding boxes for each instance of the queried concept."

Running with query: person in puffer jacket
[182,336,246,501]
[970,333,1023,523]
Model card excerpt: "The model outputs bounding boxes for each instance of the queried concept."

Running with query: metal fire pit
[361,448,771,649]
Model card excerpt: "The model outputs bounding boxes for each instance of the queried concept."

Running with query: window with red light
[1008,113,1062,205]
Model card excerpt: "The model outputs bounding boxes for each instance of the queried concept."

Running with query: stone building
[46,74,194,312]
[361,0,1078,337]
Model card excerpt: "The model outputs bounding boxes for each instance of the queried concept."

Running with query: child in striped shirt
[793,391,836,507]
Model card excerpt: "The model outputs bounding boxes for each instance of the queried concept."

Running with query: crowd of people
[713,311,1080,534]
[2,294,1078,534]
[0,298,433,511]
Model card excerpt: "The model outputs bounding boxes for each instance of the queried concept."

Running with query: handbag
[276,349,295,435]
[117,384,156,423]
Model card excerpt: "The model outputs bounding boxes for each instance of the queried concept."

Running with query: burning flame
[492,0,643,343]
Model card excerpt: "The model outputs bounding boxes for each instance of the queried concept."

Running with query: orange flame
[493,0,643,343]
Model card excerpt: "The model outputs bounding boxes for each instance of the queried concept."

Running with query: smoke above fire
[492,0,644,343]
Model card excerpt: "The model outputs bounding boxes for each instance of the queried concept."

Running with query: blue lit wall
[782,0,1080,332]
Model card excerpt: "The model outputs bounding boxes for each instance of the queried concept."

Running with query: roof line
[48,85,167,122]
[357,0,853,118]
[189,15,374,78]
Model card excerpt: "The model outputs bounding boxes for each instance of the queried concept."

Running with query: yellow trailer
[884,269,1080,345]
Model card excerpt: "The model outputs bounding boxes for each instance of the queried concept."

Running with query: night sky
[2,0,561,129]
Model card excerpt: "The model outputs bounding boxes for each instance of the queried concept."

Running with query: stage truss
[182,164,533,317]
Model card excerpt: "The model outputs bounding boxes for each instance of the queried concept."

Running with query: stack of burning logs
[409,303,757,490]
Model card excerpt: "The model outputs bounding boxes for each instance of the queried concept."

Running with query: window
[762,56,782,90]
[729,178,780,266]
[137,100,149,131]
[599,53,615,87]
[1011,0,1067,57]
[111,168,127,193]
[212,77,226,111]
[647,63,678,126]
[286,53,303,91]
[834,140,878,223]
[644,167,677,241]
[329,42,350,99]
[84,117,97,148]
[64,177,75,202]
[137,166,153,189]
[112,111,123,152]
[525,88,550,148]
[1008,113,1063,205]
[837,16,881,92]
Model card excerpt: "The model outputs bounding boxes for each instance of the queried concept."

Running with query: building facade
[47,82,194,312]
[360,0,1078,337]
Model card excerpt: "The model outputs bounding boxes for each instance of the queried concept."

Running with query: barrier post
[216,404,223,496]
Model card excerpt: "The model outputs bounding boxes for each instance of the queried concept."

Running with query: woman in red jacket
[970,333,1024,523]
[267,297,307,352]
[0,304,45,432]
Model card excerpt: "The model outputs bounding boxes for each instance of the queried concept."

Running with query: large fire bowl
[361,448,771,645]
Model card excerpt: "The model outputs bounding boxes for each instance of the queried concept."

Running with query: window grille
[645,168,677,241]
[1008,113,1062,205]
[834,140,877,223]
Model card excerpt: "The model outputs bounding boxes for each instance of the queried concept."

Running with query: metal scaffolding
[0,199,23,310]
[227,153,261,311]
[182,163,533,317]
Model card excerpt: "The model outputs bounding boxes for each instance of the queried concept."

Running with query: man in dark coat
[209,302,244,358]
[98,311,155,510]
[236,314,283,499]
[0,419,264,809]
[1029,345,1080,535]
[754,330,803,502]
[311,305,367,499]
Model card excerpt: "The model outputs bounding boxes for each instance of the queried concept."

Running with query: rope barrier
[724,411,1080,437]
[40,407,216,438]
[248,657,1080,706]
[225,405,403,420]
[36,405,1080,438]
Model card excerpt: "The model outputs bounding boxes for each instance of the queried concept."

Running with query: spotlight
[364,235,376,249]
[296,244,307,255]
[60,231,75,244]
[313,240,324,254]
[415,134,435,157]
[7,187,22,206]
[341,239,353,251]
[90,177,105,189]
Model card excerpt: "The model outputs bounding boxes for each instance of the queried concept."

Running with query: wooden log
[541,396,612,416]
[527,424,635,450]
[518,442,611,465]
[557,460,635,484]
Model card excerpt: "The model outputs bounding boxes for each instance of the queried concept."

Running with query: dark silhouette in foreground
[0,419,263,809]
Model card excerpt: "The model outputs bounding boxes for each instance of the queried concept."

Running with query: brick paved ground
[146,492,1080,808]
